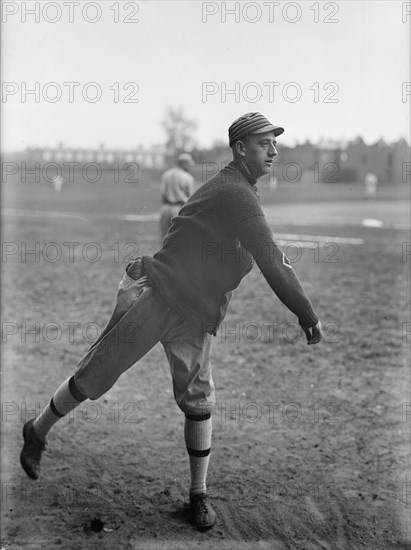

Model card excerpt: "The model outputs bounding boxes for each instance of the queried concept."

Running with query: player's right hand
[302,321,323,345]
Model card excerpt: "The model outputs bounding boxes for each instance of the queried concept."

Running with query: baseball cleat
[189,493,216,530]
[20,418,46,480]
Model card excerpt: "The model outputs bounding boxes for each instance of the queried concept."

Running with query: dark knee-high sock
[184,413,212,495]
[33,376,87,442]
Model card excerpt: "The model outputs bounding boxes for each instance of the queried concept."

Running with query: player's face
[180,159,193,173]
[243,131,278,177]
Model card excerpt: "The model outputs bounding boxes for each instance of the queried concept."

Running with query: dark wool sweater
[143,159,319,334]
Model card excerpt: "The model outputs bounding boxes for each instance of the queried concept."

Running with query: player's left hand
[302,321,323,345]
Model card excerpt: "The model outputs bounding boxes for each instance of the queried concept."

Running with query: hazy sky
[1,0,410,151]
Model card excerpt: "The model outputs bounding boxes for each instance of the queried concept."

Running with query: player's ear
[235,140,247,157]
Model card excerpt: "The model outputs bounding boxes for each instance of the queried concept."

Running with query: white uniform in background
[52,175,64,192]
[160,153,195,239]
[364,172,378,199]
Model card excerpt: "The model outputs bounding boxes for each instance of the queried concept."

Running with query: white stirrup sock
[184,413,212,495]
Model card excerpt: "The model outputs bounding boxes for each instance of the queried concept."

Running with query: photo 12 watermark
[401,403,411,422]
[201,160,341,184]
[2,321,105,345]
[1,82,140,104]
[1,481,90,506]
[1,319,152,353]
[402,82,411,103]
[201,2,340,24]
[202,81,340,104]
[210,321,340,344]
[402,163,411,183]
[1,400,143,425]
[207,400,340,425]
[403,2,411,23]
[402,243,411,262]
[201,239,341,266]
[1,241,140,264]
[1,1,140,24]
[207,480,369,505]
[402,323,411,343]
[2,161,141,185]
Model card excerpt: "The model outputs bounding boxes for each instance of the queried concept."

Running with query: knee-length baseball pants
[73,258,215,416]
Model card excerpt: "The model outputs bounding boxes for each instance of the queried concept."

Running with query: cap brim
[251,124,284,137]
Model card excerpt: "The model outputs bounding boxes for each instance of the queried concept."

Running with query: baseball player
[20,112,323,530]
[364,172,378,199]
[51,174,64,192]
[160,152,195,240]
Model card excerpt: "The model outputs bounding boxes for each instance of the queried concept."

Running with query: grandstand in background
[24,142,167,169]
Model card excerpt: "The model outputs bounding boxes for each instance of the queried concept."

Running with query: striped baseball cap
[228,112,284,146]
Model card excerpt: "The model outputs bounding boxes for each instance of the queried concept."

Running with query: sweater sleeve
[235,213,319,327]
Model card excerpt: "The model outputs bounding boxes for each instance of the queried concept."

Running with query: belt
[162,199,184,206]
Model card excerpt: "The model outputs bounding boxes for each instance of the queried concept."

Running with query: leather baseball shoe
[20,418,45,480]
[189,493,216,530]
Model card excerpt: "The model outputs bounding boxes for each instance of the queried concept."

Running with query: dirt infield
[1,183,410,549]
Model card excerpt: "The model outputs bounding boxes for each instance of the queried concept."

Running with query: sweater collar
[229,158,258,188]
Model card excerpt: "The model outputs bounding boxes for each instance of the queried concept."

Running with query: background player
[364,172,378,199]
[159,152,195,240]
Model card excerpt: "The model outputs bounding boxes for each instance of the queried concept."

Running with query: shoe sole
[195,520,216,531]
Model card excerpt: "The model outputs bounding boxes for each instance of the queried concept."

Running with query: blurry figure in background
[51,174,64,192]
[160,153,195,240]
[364,172,378,199]
[269,174,278,190]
